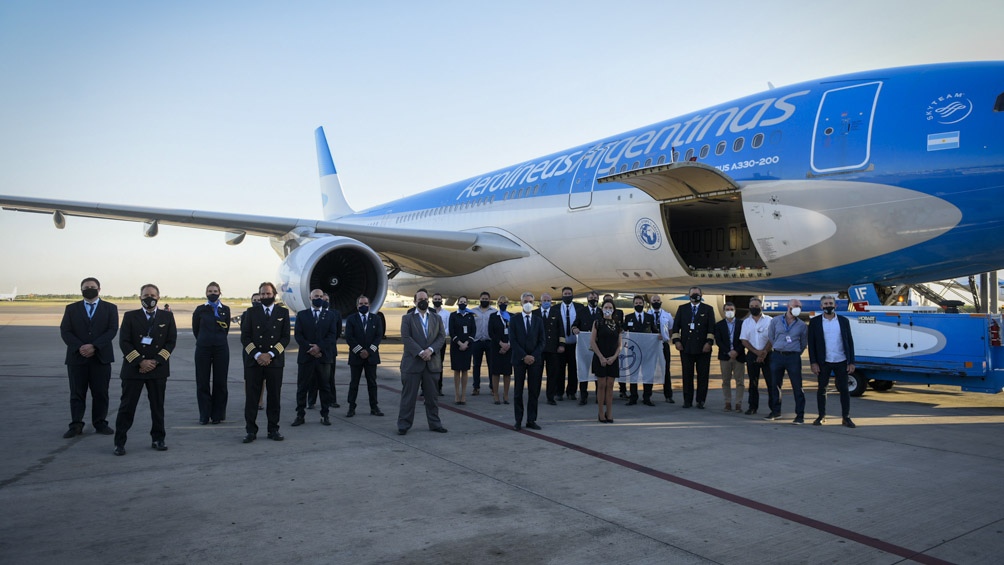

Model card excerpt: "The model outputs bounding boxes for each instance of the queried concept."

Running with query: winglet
[314,127,354,220]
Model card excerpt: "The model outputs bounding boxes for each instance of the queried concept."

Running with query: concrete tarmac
[1,303,1003,564]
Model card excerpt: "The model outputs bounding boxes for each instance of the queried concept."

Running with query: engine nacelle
[276,236,388,317]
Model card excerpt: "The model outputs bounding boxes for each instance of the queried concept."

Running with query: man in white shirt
[739,297,772,415]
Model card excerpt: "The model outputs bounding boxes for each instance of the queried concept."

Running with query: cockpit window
[995,92,1004,112]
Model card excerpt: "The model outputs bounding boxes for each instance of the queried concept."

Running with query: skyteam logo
[620,336,643,375]
[635,218,662,250]
[926,92,973,125]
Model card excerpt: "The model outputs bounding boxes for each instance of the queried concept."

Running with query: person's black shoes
[267,431,284,441]
[151,440,168,451]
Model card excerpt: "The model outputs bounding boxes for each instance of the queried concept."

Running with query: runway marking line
[381,383,954,565]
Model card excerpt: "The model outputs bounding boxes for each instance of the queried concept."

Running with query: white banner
[575,331,662,384]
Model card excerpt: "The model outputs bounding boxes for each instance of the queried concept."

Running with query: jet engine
[276,236,388,317]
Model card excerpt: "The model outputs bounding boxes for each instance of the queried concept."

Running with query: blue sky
[1,1,1001,297]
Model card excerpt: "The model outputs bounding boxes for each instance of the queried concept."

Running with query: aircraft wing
[0,194,529,276]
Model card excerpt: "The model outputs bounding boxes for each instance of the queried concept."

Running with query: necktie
[692,304,698,318]
[525,315,530,333]
[565,306,571,335]
[362,315,367,329]
[314,310,319,323]
[265,308,271,321]
[86,302,95,319]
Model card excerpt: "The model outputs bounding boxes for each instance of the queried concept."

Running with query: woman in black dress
[487,296,513,405]
[590,299,622,423]
[449,296,475,404]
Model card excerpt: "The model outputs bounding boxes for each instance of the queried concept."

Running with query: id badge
[786,336,792,343]
[503,327,508,335]
[462,325,468,334]
[627,321,634,327]
[689,323,695,330]
[141,336,153,345]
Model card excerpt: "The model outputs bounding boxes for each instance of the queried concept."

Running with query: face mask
[522,302,533,314]
[562,296,573,305]
[141,297,158,309]
[823,306,835,315]
[358,305,369,315]
[690,293,701,302]
[603,308,614,317]
[480,300,490,308]
[634,304,644,313]
[259,296,275,307]
[541,301,551,309]
[321,300,329,309]
[588,299,598,307]
[416,299,429,311]
[82,288,99,300]
[458,303,468,311]
[312,298,325,308]
[749,307,761,316]
[433,300,443,308]
[207,293,220,303]
[651,301,661,310]
[790,307,802,317]
[725,310,735,319]
[498,303,508,311]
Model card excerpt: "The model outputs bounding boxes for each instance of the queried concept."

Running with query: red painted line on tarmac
[380,384,953,565]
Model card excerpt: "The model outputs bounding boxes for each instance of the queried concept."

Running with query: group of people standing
[59,279,859,455]
[59,278,386,455]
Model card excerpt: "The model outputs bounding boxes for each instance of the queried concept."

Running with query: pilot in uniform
[671,287,716,408]
[241,282,291,443]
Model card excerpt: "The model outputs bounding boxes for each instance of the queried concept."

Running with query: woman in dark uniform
[192,281,230,424]
[449,296,475,405]
[590,298,623,423]
[487,296,513,405]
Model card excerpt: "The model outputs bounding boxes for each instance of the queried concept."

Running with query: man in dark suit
[622,295,657,405]
[397,289,448,435]
[714,302,747,412]
[240,282,291,443]
[510,292,545,430]
[293,288,340,427]
[113,284,177,455]
[808,295,857,428]
[60,277,119,438]
[345,294,384,417]
[672,286,716,408]
[556,287,585,402]
[308,292,341,409]
[538,292,563,405]
[574,291,603,405]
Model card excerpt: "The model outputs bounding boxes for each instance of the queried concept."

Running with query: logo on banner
[635,218,662,250]
[620,336,643,374]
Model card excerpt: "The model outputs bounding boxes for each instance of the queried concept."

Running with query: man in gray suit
[397,289,448,435]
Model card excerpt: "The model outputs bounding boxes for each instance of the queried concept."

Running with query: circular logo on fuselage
[926,93,973,125]
[635,218,662,250]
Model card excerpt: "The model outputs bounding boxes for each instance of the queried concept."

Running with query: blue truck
[842,309,1004,396]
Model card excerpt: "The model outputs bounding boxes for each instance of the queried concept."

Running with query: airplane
[2,61,1003,317]
[0,287,16,301]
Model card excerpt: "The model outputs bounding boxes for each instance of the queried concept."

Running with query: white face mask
[790,307,802,317]
[724,310,735,319]
[522,302,533,314]
[603,308,614,317]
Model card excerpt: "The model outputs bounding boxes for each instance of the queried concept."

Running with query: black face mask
[433,300,443,308]
[634,305,644,313]
[562,296,573,305]
[82,288,99,300]
[416,299,429,311]
[690,293,701,302]
[259,297,275,307]
[749,307,762,316]
[312,298,325,308]
[823,306,835,315]
[141,297,158,309]
[498,303,508,311]
[207,293,220,303]
[480,300,490,308]
[651,302,661,310]
[587,299,598,307]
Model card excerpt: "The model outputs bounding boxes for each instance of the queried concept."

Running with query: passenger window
[644,158,652,167]
[752,133,764,148]
[619,164,627,173]
[699,144,709,159]
[716,141,727,155]
[733,137,745,152]
[684,148,694,161]
[657,155,666,165]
